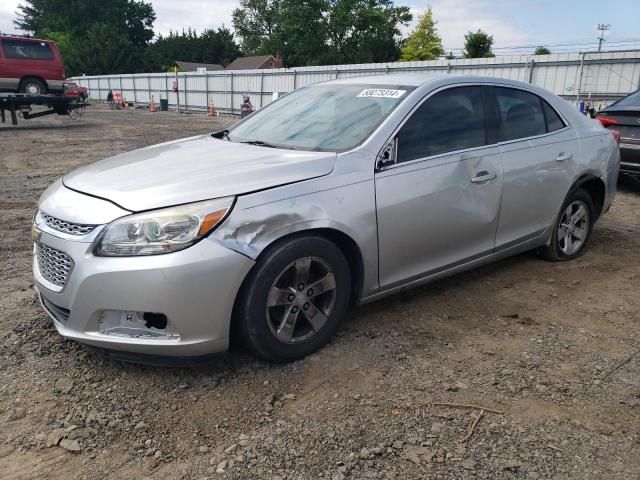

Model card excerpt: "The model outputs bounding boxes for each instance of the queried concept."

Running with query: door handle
[555,152,573,162]
[471,171,497,183]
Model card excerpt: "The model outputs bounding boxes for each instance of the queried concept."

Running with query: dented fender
[210,171,380,297]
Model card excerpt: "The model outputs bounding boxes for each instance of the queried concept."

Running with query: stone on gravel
[46,428,67,448]
[60,439,81,453]
[54,378,74,394]
[430,422,444,434]
[7,407,26,421]
[134,421,147,431]
[216,460,227,474]
[461,458,477,470]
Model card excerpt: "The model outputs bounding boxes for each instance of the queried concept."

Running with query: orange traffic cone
[208,101,217,117]
[150,96,157,112]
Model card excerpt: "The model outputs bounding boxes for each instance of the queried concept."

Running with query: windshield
[228,84,414,151]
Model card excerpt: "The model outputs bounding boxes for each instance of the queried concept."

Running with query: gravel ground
[0,108,639,480]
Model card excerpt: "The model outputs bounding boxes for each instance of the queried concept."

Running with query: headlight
[94,197,234,256]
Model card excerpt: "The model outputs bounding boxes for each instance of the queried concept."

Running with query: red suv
[0,34,65,95]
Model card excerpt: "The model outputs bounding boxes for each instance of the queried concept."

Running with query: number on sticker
[357,89,406,99]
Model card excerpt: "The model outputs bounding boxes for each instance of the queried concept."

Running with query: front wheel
[235,236,351,362]
[540,188,595,261]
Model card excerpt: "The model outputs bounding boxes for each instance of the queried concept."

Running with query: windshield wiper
[240,140,278,148]
[211,129,230,140]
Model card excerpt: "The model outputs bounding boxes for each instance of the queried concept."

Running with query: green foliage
[14,0,240,75]
[534,46,551,55]
[145,27,241,71]
[400,7,444,61]
[75,23,139,75]
[232,0,412,67]
[463,29,494,58]
[14,0,155,75]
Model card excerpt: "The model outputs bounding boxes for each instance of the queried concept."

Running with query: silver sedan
[33,75,620,362]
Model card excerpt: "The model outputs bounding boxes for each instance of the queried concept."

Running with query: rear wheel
[540,188,595,261]
[19,77,46,96]
[236,235,351,362]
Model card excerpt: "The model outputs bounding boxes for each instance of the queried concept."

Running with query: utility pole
[596,24,611,52]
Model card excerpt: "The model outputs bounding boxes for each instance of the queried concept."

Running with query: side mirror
[377,138,397,170]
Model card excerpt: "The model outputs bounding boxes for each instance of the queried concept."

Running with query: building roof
[175,61,224,72]
[225,55,276,70]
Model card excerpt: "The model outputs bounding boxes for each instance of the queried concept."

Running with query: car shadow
[0,122,95,131]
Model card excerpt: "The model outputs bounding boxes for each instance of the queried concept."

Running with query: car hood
[63,135,337,212]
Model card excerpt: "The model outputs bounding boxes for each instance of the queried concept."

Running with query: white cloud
[0,0,20,34]
[0,0,238,37]
[406,0,530,54]
[150,0,238,36]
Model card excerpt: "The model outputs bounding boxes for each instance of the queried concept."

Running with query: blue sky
[1,0,639,55]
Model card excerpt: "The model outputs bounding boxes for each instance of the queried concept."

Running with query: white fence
[71,50,640,114]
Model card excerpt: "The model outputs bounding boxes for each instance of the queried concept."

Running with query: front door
[375,86,504,288]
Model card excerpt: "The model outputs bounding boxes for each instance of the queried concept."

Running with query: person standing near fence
[241,95,253,118]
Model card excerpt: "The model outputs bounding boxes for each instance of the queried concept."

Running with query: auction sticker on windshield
[357,89,406,98]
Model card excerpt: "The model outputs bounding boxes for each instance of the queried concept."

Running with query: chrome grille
[42,212,96,236]
[37,244,72,288]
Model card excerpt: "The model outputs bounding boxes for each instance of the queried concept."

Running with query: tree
[400,7,444,61]
[320,0,412,64]
[14,0,155,75]
[463,29,494,58]
[534,46,551,55]
[145,27,241,71]
[232,0,412,67]
[232,0,274,52]
[74,23,138,75]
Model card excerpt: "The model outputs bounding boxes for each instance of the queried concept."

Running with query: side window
[494,87,546,141]
[542,100,566,132]
[2,40,54,60]
[396,86,486,163]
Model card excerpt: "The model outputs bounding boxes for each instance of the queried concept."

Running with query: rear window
[2,39,54,60]
[613,90,640,107]
[494,87,547,141]
[542,100,565,132]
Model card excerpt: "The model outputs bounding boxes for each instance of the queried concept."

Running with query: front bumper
[34,230,254,357]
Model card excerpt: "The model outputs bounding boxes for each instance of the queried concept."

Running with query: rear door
[375,85,504,288]
[490,86,579,247]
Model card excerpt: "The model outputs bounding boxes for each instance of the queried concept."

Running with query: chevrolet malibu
[33,75,620,362]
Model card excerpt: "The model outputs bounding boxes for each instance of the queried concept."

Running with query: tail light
[609,129,621,144]
[597,116,618,127]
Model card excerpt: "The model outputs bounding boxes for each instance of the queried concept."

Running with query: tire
[236,235,351,362]
[540,188,595,261]
[19,77,46,96]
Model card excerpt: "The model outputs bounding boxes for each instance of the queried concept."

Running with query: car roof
[0,34,53,43]
[323,73,535,89]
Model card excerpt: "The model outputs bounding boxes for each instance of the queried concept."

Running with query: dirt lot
[1,108,639,480]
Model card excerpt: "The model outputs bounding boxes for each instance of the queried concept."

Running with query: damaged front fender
[209,178,380,296]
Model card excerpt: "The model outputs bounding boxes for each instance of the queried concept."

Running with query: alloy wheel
[266,256,337,344]
[557,200,590,256]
